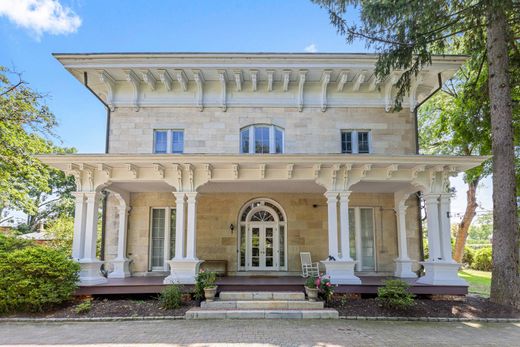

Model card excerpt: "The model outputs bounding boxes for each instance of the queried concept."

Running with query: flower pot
[204,286,217,301]
[305,286,319,302]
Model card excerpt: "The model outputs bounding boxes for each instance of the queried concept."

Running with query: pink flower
[315,278,321,287]
[326,282,331,287]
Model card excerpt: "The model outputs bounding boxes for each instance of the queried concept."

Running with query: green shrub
[462,246,475,267]
[0,242,80,314]
[472,247,493,271]
[74,299,92,314]
[159,284,183,309]
[0,233,32,252]
[305,276,318,288]
[194,270,217,300]
[376,279,415,310]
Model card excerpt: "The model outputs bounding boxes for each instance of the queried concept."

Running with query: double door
[247,223,278,271]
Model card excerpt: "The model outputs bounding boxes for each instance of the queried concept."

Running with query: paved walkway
[1,319,519,346]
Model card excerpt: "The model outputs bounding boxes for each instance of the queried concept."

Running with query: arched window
[240,124,284,154]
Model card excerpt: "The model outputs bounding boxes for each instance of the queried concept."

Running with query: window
[341,130,371,154]
[149,207,176,271]
[153,129,184,154]
[240,125,284,154]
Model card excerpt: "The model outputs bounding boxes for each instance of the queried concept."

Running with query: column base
[417,261,467,286]
[321,260,361,284]
[108,258,132,278]
[78,259,107,286]
[394,258,417,278]
[164,259,204,284]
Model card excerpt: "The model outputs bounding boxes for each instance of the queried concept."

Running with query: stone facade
[108,107,416,155]
[104,191,421,276]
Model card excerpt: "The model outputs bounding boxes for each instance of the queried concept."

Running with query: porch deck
[76,276,468,296]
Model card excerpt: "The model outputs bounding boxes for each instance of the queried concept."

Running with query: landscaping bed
[328,295,520,319]
[4,295,197,319]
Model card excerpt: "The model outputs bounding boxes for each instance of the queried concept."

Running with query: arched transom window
[240,124,284,154]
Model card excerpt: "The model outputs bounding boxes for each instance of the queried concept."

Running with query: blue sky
[0,0,492,219]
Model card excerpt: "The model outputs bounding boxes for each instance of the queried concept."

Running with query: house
[40,53,485,294]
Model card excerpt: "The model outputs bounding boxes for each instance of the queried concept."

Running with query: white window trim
[153,129,184,154]
[149,206,176,272]
[341,130,371,154]
[349,206,377,272]
[241,124,284,154]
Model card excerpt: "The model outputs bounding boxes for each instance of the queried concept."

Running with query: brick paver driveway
[1,319,519,346]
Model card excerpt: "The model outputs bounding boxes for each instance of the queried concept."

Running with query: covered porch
[39,153,486,293]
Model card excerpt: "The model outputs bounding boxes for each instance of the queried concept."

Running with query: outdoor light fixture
[229,223,235,234]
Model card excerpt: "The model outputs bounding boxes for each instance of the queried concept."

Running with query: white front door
[247,223,278,271]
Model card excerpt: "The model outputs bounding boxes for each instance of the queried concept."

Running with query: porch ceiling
[198,180,325,194]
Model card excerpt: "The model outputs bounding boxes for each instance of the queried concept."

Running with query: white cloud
[304,43,318,53]
[0,0,81,38]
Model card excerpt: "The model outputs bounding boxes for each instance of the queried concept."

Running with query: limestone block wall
[108,107,416,155]
[103,190,421,276]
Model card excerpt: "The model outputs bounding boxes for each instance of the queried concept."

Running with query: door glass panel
[240,225,246,267]
[151,209,165,268]
[360,208,375,271]
[265,227,273,267]
[251,227,260,267]
[169,209,176,259]
[349,208,356,259]
[279,226,285,267]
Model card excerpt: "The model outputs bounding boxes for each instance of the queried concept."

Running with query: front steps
[186,291,339,319]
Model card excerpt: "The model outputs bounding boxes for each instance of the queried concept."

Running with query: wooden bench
[200,260,228,276]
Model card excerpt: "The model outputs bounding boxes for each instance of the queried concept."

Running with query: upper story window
[154,129,184,154]
[341,130,371,154]
[240,125,284,154]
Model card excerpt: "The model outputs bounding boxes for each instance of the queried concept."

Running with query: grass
[459,269,492,297]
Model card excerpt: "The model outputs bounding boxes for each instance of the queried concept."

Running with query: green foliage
[468,213,493,242]
[0,233,32,252]
[194,270,217,300]
[0,235,79,314]
[45,214,74,253]
[472,247,493,271]
[376,279,415,310]
[462,246,475,267]
[74,299,92,314]
[316,274,334,302]
[305,276,318,289]
[159,285,183,310]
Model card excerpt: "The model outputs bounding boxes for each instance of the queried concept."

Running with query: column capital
[422,193,440,204]
[185,192,198,203]
[339,191,352,202]
[84,191,102,203]
[72,191,85,201]
[324,191,338,203]
[173,192,185,201]
[397,198,408,213]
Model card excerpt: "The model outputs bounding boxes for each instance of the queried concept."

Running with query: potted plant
[195,270,218,302]
[304,276,319,301]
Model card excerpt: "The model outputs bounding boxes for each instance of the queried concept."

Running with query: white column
[79,191,107,285]
[394,197,416,278]
[339,191,353,261]
[72,192,86,260]
[439,193,454,262]
[325,191,339,259]
[83,192,101,261]
[174,192,186,260]
[109,196,132,278]
[354,207,363,271]
[185,192,198,260]
[163,207,171,270]
[423,194,442,261]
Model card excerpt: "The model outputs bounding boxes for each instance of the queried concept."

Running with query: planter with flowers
[304,276,319,301]
[304,274,335,302]
[195,270,218,302]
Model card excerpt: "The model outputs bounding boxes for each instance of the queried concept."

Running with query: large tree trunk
[453,179,479,263]
[486,2,520,309]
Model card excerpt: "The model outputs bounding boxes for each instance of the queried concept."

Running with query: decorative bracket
[174,164,183,190]
[343,164,352,190]
[331,163,341,187]
[409,72,425,111]
[192,70,205,111]
[233,70,243,92]
[287,163,294,179]
[124,70,141,112]
[217,70,227,111]
[158,69,173,91]
[78,164,95,191]
[97,163,112,178]
[297,70,307,112]
[384,72,400,112]
[313,163,321,179]
[140,70,157,91]
[232,164,239,180]
[266,70,274,92]
[386,164,399,178]
[282,70,291,92]
[185,164,194,191]
[174,69,188,92]
[204,163,213,180]
[259,163,266,179]
[153,163,165,178]
[98,70,116,111]
[352,70,367,91]
[320,70,331,112]
[411,165,426,179]
[368,74,378,92]
[126,164,138,179]
[361,164,372,178]
[66,163,82,191]
[250,70,258,92]
[337,70,349,92]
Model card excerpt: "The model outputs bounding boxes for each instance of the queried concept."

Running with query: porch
[75,275,468,296]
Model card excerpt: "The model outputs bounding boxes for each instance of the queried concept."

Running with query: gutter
[83,71,110,264]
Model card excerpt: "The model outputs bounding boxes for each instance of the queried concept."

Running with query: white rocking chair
[300,252,320,278]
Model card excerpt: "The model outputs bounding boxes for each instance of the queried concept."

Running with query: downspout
[413,72,443,264]
[83,72,110,264]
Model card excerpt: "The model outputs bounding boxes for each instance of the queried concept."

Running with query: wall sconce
[229,223,235,234]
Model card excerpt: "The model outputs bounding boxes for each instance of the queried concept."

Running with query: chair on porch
[300,252,320,278]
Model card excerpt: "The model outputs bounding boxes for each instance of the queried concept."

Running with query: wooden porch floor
[76,276,468,296]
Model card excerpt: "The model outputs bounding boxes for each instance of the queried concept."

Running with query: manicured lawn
[459,269,492,297]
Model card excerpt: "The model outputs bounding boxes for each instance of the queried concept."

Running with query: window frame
[153,129,184,154]
[148,207,176,272]
[341,130,371,154]
[240,124,284,154]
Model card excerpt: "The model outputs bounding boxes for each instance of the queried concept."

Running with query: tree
[313,0,519,308]
[0,67,58,215]
[468,212,493,242]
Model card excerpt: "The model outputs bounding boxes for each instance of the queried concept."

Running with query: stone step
[218,291,305,301]
[201,300,324,310]
[186,308,339,319]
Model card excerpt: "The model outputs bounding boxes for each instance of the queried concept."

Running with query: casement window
[153,130,184,154]
[341,130,371,154]
[240,125,284,154]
